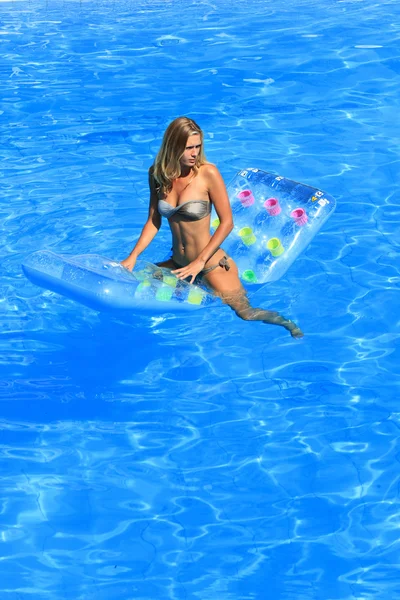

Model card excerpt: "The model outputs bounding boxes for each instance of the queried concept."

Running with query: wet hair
[153,116,207,193]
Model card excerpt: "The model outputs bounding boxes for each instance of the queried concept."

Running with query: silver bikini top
[158,199,211,221]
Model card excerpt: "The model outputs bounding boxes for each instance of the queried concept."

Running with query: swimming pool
[1,0,399,598]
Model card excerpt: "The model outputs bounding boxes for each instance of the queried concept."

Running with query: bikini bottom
[170,253,231,282]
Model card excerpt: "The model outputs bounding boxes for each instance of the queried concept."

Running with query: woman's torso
[156,164,214,266]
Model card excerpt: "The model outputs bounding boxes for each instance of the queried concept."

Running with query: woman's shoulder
[199,162,220,178]
[199,163,224,186]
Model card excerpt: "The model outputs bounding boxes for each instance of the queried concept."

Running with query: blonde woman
[121,117,303,338]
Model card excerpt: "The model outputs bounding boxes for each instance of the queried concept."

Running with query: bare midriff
[168,216,224,267]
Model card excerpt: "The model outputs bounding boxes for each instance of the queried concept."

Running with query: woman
[121,117,303,338]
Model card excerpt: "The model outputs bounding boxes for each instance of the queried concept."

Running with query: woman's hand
[172,257,206,284]
[120,255,137,272]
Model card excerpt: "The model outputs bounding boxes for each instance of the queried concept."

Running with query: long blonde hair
[153,117,207,193]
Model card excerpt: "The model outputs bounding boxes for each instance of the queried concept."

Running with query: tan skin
[121,134,303,338]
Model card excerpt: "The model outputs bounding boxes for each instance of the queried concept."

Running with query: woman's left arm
[172,165,233,283]
[197,164,234,263]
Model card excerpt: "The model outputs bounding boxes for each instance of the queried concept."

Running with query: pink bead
[291,208,308,226]
[237,189,255,207]
[264,198,281,216]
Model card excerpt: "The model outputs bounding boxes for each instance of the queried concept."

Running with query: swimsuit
[170,254,231,279]
[158,199,211,221]
[158,198,231,279]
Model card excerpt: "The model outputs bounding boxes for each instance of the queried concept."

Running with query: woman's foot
[283,319,304,338]
[265,316,304,338]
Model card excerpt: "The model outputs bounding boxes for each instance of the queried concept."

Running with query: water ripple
[1,0,400,598]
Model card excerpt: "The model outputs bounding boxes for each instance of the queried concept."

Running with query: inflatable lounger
[220,167,335,284]
[22,253,218,313]
[22,168,336,313]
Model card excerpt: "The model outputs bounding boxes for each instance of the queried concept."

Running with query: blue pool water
[1,0,400,598]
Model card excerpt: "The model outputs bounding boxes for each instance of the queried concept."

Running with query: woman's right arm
[121,169,161,271]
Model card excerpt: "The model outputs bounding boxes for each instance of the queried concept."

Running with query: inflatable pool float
[219,167,336,284]
[22,168,336,313]
[22,253,218,313]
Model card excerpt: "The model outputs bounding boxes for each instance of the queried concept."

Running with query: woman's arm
[121,169,161,271]
[197,164,234,264]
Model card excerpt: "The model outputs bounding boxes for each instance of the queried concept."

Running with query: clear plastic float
[22,168,336,313]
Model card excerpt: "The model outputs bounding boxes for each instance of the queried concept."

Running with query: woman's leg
[152,258,181,280]
[155,258,180,269]
[220,289,304,338]
[203,260,304,338]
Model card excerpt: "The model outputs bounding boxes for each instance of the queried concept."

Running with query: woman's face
[180,133,201,168]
